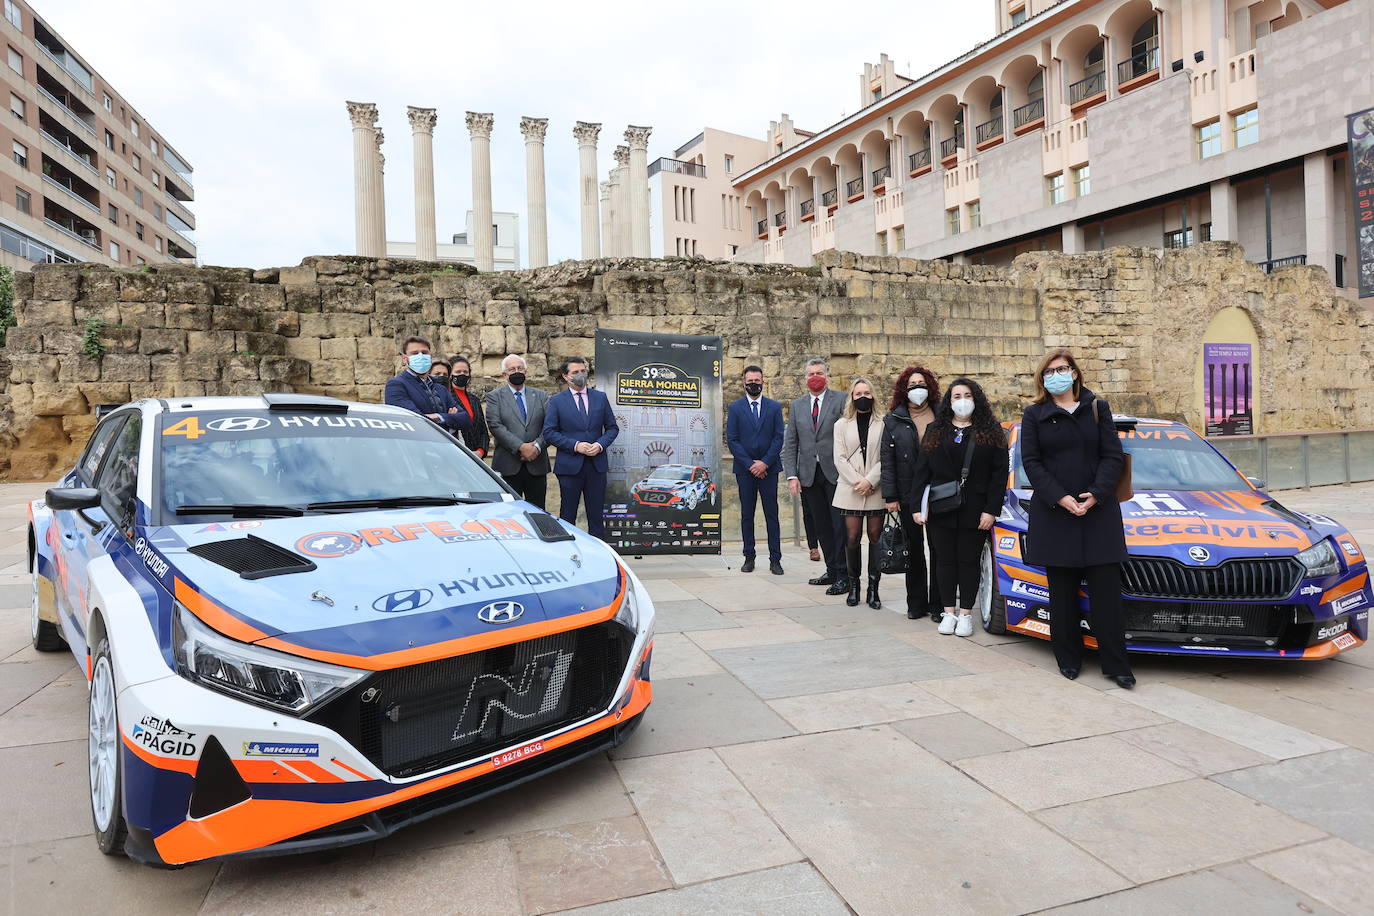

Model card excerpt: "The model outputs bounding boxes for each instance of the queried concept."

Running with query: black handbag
[877,512,909,574]
[927,434,975,516]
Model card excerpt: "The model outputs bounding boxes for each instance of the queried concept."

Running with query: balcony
[821,188,837,209]
[39,129,97,175]
[908,148,931,173]
[975,115,1004,146]
[756,217,768,239]
[939,135,962,161]
[1013,98,1045,131]
[0,223,79,264]
[845,176,864,200]
[162,146,195,193]
[35,38,94,93]
[42,174,99,213]
[773,211,787,231]
[35,84,95,136]
[799,197,815,221]
[647,157,706,179]
[1117,46,1160,87]
[1260,254,1306,274]
[1069,70,1107,105]
[42,207,99,250]
[871,164,890,190]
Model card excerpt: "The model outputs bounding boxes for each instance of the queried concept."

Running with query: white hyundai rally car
[27,394,655,866]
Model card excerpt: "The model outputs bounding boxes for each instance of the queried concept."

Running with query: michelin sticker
[242,741,320,757]
[1009,579,1050,602]
[1332,593,1368,614]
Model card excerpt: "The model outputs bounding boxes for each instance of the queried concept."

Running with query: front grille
[1122,556,1303,601]
[1123,600,1295,637]
[310,622,631,779]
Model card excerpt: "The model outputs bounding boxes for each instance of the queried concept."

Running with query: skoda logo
[1187,546,1212,564]
[372,588,433,613]
[206,416,272,432]
[477,601,525,624]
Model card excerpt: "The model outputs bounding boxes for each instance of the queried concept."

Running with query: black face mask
[744,382,763,397]
[452,375,470,389]
[854,396,874,413]
[431,375,449,383]
[508,372,527,387]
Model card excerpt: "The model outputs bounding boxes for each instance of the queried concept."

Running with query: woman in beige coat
[832,377,887,608]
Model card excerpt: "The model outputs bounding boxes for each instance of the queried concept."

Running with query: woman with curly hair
[913,378,1009,637]
[880,366,942,621]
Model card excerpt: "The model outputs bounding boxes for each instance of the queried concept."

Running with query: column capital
[465,111,494,139]
[573,121,602,145]
[346,100,378,129]
[406,106,438,134]
[374,128,385,171]
[624,125,652,150]
[613,145,630,168]
[520,116,549,143]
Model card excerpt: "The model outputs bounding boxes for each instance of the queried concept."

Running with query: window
[151,138,159,156]
[1200,222,1213,243]
[11,139,25,168]
[967,200,982,229]
[96,413,141,525]
[6,46,20,75]
[154,235,162,253]
[492,224,498,245]
[150,169,159,189]
[132,153,141,173]
[1046,172,1066,204]
[105,166,116,187]
[876,230,888,255]
[1233,108,1259,148]
[3,0,19,28]
[15,187,29,215]
[1163,228,1194,249]
[872,88,882,102]
[109,240,120,261]
[9,92,22,121]
[134,188,143,207]
[135,221,144,241]
[947,207,961,236]
[1011,7,1027,26]
[136,256,145,266]
[724,155,734,174]
[103,93,112,112]
[1196,120,1221,159]
[893,226,905,251]
[104,129,115,150]
[108,203,117,224]
[728,244,738,255]
[1073,164,1091,197]
[154,203,162,219]
[130,120,139,138]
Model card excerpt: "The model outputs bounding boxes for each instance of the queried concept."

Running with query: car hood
[146,502,622,665]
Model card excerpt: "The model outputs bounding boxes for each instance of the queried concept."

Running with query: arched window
[1085,41,1105,76]
[1027,71,1044,102]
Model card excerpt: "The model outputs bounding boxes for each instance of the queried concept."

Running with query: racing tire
[710,487,718,507]
[30,549,66,652]
[977,542,1008,635]
[89,636,129,857]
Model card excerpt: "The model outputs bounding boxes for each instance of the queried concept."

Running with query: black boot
[845,547,861,606]
[905,569,922,619]
[866,547,882,609]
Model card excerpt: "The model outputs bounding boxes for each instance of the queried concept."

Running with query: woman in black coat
[912,378,1009,638]
[1019,349,1134,688]
[881,366,941,621]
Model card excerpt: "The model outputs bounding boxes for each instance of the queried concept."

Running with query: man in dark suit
[542,356,619,539]
[484,353,550,510]
[782,357,849,595]
[727,365,785,575]
[384,336,472,435]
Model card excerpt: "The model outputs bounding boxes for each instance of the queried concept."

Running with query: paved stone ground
[1,481,1372,915]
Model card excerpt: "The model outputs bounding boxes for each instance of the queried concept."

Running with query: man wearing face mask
[726,365,785,574]
[484,353,550,510]
[543,356,619,539]
[782,357,850,595]
[385,336,472,435]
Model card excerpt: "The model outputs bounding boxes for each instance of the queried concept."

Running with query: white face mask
[952,398,975,419]
[907,387,929,407]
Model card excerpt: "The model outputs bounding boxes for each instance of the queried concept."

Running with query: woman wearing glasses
[1019,350,1135,688]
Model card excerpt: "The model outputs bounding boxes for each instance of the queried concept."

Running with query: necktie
[576,390,588,416]
[515,389,527,421]
[811,396,819,430]
[752,400,759,423]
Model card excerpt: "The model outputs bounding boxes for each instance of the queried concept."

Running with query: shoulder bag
[927,433,975,516]
[1092,399,1134,502]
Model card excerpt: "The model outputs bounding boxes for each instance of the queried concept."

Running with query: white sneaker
[938,612,957,635]
[955,614,975,637]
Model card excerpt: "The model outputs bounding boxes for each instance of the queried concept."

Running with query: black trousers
[1046,564,1133,677]
[801,496,818,549]
[926,524,987,610]
[501,465,547,512]
[557,464,609,539]
[899,508,940,613]
[737,471,782,561]
[800,471,846,577]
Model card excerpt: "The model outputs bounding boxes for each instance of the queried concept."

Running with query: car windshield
[1014,426,1248,491]
[648,468,693,482]
[158,409,508,521]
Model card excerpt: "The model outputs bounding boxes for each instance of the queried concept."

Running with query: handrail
[1210,428,1374,489]
[1260,255,1306,273]
[799,197,815,217]
[756,217,768,236]
[39,129,97,174]
[821,188,837,207]
[773,210,787,227]
[871,164,890,185]
[35,41,93,92]
[41,173,100,213]
[1069,70,1107,104]
[908,148,931,171]
[647,157,706,179]
[1012,98,1044,128]
[939,135,961,158]
[1116,47,1160,84]
[43,216,99,249]
[975,115,1003,144]
[35,84,96,136]
[845,176,864,197]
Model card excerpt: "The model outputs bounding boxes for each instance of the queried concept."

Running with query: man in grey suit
[483,353,550,510]
[783,357,849,595]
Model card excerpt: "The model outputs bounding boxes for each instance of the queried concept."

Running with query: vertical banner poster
[1349,108,1374,298]
[1202,343,1253,437]
[596,329,723,556]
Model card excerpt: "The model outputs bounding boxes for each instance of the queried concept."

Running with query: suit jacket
[781,388,846,486]
[543,386,620,475]
[385,371,472,433]
[483,385,551,476]
[832,413,886,511]
[449,386,490,455]
[726,396,784,476]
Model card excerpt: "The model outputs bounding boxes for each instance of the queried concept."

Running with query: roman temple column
[574,121,602,259]
[407,106,439,261]
[612,145,630,256]
[466,111,495,271]
[346,101,380,256]
[374,128,387,257]
[521,117,549,268]
[625,125,652,257]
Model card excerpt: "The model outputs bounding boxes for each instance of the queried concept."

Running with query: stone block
[30,383,88,416]
[8,450,56,480]
[98,354,151,382]
[8,355,59,384]
[165,303,212,330]
[219,282,285,310]
[505,326,528,354]
[320,337,357,360]
[283,337,321,360]
[210,306,261,331]
[260,357,308,385]
[300,313,369,339]
[374,285,425,314]
[357,337,396,360]
[16,299,76,326]
[170,380,208,398]
[309,359,356,386]
[233,331,285,356]
[140,329,187,355]
[32,267,80,300]
[258,310,300,337]
[164,279,215,304]
[323,286,375,313]
[117,274,168,302]
[54,355,101,383]
[187,331,236,355]
[284,284,321,313]
[278,266,317,285]
[479,325,505,355]
[224,355,261,383]
[77,383,132,407]
[73,301,121,325]
[353,359,394,385]
[40,330,83,356]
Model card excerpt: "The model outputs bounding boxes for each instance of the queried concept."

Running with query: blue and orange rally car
[982,415,1369,659]
[27,395,654,866]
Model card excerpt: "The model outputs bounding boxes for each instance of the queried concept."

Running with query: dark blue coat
[726,396,783,476]
[542,387,619,474]
[385,371,472,433]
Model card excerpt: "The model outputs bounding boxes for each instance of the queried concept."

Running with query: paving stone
[1113,722,1276,775]
[0,739,95,846]
[0,677,87,748]
[611,673,796,759]
[1299,660,1374,690]
[722,609,796,625]
[1176,675,1374,753]
[767,682,956,733]
[509,815,671,914]
[638,579,698,603]
[677,576,821,612]
[1211,748,1374,852]
[0,607,33,661]
[646,632,724,679]
[720,726,1129,914]
[891,712,1028,760]
[647,599,738,633]
[615,748,800,884]
[1043,862,1340,915]
[710,634,966,699]
[777,603,925,637]
[558,862,850,915]
[1250,837,1374,916]
[956,734,1194,810]
[896,629,1032,673]
[1035,779,1326,884]
[204,837,520,915]
[686,620,824,651]
[0,657,73,716]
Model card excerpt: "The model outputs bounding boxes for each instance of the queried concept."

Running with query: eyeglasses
[1042,366,1074,379]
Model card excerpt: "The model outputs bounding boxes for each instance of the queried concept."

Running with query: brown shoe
[809,548,821,562]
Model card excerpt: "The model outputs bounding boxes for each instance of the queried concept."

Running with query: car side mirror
[1246,477,1266,490]
[45,487,101,510]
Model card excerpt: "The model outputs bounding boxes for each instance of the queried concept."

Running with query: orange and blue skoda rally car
[27,395,654,865]
[982,415,1369,659]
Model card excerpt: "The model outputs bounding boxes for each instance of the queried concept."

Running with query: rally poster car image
[628,464,718,511]
[980,416,1370,659]
[27,394,654,865]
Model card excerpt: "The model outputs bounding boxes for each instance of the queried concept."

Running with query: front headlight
[1295,539,1340,578]
[173,604,366,715]
[614,572,640,632]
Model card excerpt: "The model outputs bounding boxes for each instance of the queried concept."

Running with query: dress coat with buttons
[831,412,886,512]
[911,425,1010,529]
[1018,388,1128,568]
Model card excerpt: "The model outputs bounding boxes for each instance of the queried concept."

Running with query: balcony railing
[39,129,97,174]
[799,197,815,218]
[908,148,931,172]
[1117,46,1160,84]
[975,115,1004,145]
[1012,98,1045,129]
[939,135,961,159]
[821,188,837,208]
[1069,70,1107,104]
[647,157,706,179]
[1260,254,1306,274]
[756,218,768,237]
[35,84,96,136]
[35,41,94,92]
[872,164,891,187]
[43,216,99,249]
[773,211,787,227]
[162,148,195,190]
[845,176,864,198]
[41,174,99,213]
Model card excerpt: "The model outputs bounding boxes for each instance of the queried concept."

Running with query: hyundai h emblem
[478,601,525,624]
[1187,546,1211,564]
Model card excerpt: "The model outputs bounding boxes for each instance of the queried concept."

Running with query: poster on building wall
[1348,107,1374,298]
[1202,343,1253,437]
[596,328,723,556]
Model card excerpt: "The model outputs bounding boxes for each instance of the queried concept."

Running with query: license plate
[491,740,545,770]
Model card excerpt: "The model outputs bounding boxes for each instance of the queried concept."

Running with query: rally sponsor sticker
[491,740,545,770]
[242,741,320,757]
[1332,633,1358,651]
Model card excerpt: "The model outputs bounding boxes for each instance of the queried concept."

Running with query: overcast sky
[50,0,989,269]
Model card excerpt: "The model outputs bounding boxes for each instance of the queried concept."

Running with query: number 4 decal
[162,417,205,439]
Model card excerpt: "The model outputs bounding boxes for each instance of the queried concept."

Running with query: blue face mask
[407,352,433,375]
[1044,371,1074,395]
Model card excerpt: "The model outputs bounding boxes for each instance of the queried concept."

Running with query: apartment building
[0,0,196,269]
[694,0,1369,294]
